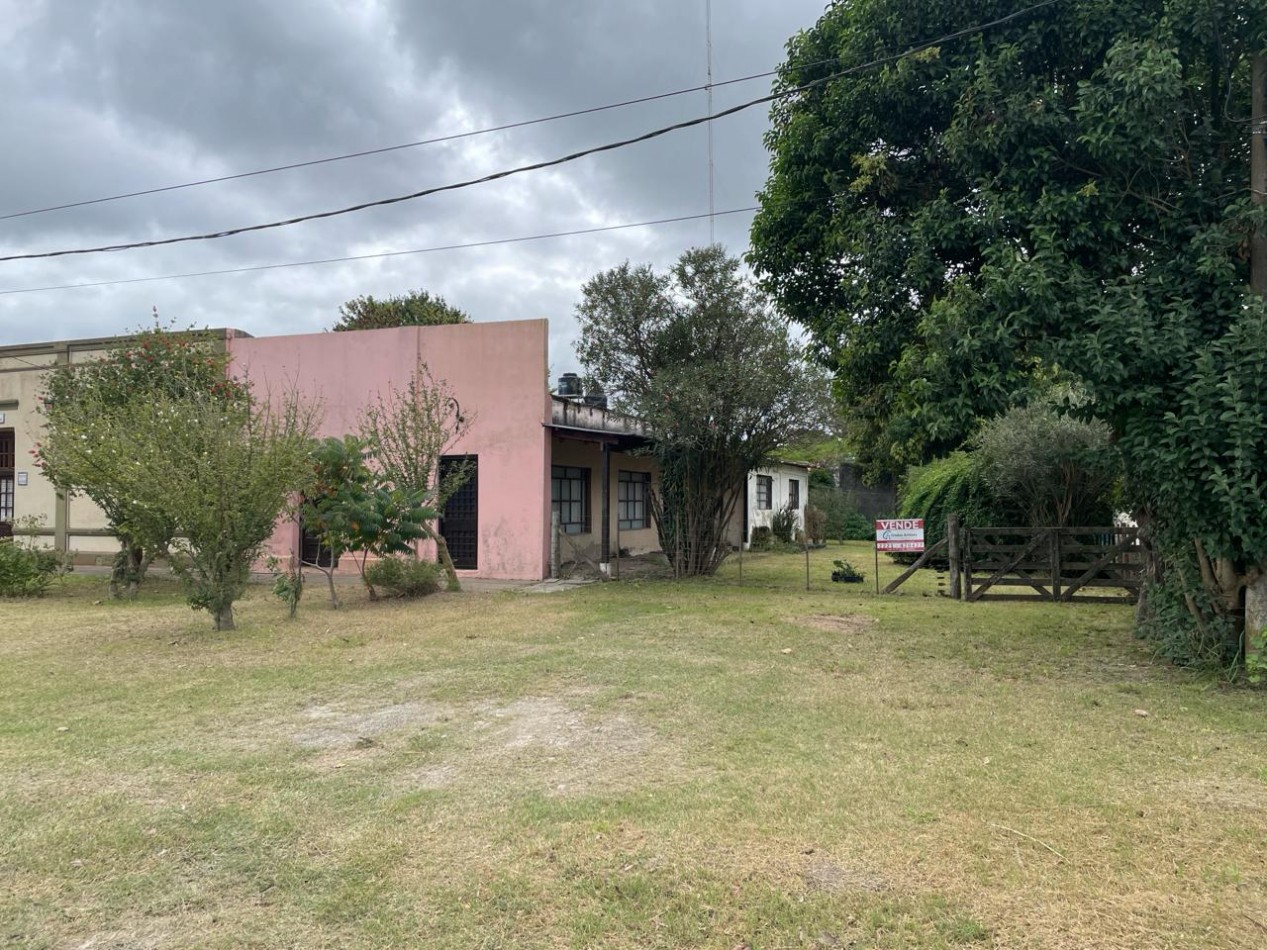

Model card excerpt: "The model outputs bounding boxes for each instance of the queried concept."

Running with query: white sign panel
[875,518,925,553]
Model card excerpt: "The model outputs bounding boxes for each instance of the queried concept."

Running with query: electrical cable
[0,207,759,296]
[0,64,817,222]
[0,0,1064,264]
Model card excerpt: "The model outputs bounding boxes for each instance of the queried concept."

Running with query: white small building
[727,460,811,549]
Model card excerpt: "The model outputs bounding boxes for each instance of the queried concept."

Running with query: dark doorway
[299,523,336,568]
[439,455,478,570]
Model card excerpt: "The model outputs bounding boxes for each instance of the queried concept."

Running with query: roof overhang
[546,422,651,449]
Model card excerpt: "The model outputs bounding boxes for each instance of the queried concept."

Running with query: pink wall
[228,320,552,580]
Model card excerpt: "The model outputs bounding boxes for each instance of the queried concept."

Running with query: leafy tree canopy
[37,326,246,596]
[751,0,1267,636]
[124,388,316,630]
[753,0,1265,470]
[331,289,470,332]
[576,245,817,575]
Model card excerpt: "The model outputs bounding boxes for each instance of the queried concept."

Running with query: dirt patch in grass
[63,927,170,950]
[409,695,667,797]
[802,857,889,894]
[291,692,673,797]
[796,614,877,635]
[294,699,453,749]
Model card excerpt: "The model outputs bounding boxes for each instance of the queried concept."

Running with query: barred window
[0,430,13,523]
[756,475,772,510]
[551,465,590,534]
[618,470,650,530]
[788,478,800,511]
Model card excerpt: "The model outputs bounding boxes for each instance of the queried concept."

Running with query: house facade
[1,321,811,577]
[724,461,811,549]
[1,322,665,579]
[0,333,153,553]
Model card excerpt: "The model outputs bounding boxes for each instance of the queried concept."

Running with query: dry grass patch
[2,556,1265,948]
[794,613,877,635]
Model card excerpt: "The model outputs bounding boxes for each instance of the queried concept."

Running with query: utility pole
[705,0,716,244]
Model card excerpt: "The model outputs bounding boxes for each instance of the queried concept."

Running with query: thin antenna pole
[705,0,716,244]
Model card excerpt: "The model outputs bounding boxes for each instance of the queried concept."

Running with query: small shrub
[804,505,827,545]
[0,539,69,597]
[830,559,866,583]
[749,526,773,550]
[267,555,303,619]
[363,555,442,598]
[839,508,873,540]
[770,502,798,543]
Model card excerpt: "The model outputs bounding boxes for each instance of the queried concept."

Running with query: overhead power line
[0,0,1064,265]
[0,66,802,223]
[0,208,759,296]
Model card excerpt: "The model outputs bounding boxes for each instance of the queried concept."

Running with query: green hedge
[893,452,1012,562]
[0,540,70,597]
[364,556,442,598]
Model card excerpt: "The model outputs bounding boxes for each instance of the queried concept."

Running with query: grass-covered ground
[2,543,1264,949]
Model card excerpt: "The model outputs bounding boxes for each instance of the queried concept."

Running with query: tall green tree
[576,245,816,576]
[37,327,245,597]
[331,289,470,331]
[751,0,1267,655]
[123,389,316,630]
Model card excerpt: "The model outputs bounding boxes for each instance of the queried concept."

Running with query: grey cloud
[0,0,829,369]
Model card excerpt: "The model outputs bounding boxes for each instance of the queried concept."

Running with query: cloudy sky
[0,0,829,370]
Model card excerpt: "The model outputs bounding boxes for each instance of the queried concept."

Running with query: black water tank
[557,372,582,397]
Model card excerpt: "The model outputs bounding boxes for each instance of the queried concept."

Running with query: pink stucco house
[2,320,806,576]
[228,319,660,581]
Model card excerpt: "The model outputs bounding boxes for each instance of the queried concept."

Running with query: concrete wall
[228,320,552,580]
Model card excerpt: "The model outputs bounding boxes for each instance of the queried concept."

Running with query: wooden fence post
[948,513,961,601]
[1050,528,1062,602]
[962,527,973,600]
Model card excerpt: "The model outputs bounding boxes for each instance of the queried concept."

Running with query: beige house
[0,332,232,560]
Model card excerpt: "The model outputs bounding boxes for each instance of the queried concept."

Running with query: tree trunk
[126,550,150,599]
[322,565,340,608]
[434,532,461,592]
[356,551,378,600]
[110,540,147,599]
[214,603,235,631]
[1245,569,1267,667]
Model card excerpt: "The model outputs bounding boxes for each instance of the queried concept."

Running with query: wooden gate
[960,526,1142,603]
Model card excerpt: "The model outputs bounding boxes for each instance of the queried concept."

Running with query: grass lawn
[2,543,1264,949]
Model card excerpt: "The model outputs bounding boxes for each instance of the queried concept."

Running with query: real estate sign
[875,518,925,553]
